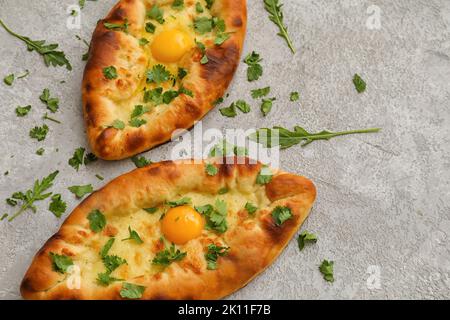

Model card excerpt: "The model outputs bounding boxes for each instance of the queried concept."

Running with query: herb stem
[43,113,61,124]
[301,128,381,147]
[0,19,37,50]
[8,203,29,222]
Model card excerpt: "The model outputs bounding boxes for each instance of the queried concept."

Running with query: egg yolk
[151,29,193,63]
[161,206,205,245]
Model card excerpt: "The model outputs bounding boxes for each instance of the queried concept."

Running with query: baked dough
[82,0,247,160]
[21,157,316,299]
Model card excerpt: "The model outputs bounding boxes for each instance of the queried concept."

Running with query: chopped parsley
[36,148,45,156]
[139,38,149,46]
[205,164,218,176]
[68,147,86,171]
[120,282,146,299]
[196,2,204,13]
[146,64,171,84]
[97,272,123,287]
[129,118,146,128]
[196,40,208,64]
[256,166,273,185]
[205,244,229,270]
[122,226,144,244]
[218,187,228,194]
[29,124,49,141]
[48,194,67,218]
[244,202,258,215]
[178,67,187,80]
[131,155,152,168]
[109,119,125,130]
[103,66,118,80]
[271,206,293,226]
[167,197,191,208]
[290,91,300,101]
[196,199,228,233]
[152,243,187,266]
[297,231,317,251]
[68,184,93,199]
[3,74,14,86]
[145,22,156,34]
[319,260,334,282]
[49,252,73,274]
[172,0,184,10]
[144,207,158,214]
[40,88,59,113]
[194,17,213,34]
[147,5,165,24]
[219,103,237,118]
[235,100,251,113]
[260,97,276,116]
[251,87,270,99]
[353,74,366,93]
[206,0,215,9]
[244,51,263,82]
[15,105,31,117]
[103,255,127,274]
[130,105,150,119]
[103,19,129,33]
[87,209,106,233]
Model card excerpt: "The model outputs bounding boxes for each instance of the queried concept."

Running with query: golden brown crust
[21,157,316,300]
[82,0,247,160]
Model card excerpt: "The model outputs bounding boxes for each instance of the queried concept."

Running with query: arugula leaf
[243,51,263,82]
[264,0,295,53]
[353,74,366,93]
[100,238,115,258]
[219,103,237,117]
[103,19,129,33]
[68,147,85,171]
[97,272,123,286]
[87,209,106,233]
[48,194,67,218]
[139,38,149,46]
[205,164,218,176]
[15,105,31,117]
[261,97,276,116]
[0,19,72,70]
[249,125,381,149]
[68,184,93,199]
[172,0,184,10]
[290,91,299,101]
[205,244,229,270]
[271,206,293,226]
[144,207,158,214]
[194,17,213,34]
[145,22,156,34]
[29,124,49,141]
[244,202,258,215]
[147,5,165,24]
[146,64,171,84]
[235,100,251,113]
[256,166,273,185]
[120,282,146,299]
[108,119,125,130]
[196,2,204,13]
[319,260,334,282]
[36,148,45,156]
[40,88,59,113]
[129,118,147,128]
[7,171,59,221]
[103,66,118,80]
[152,243,187,266]
[50,252,73,274]
[251,87,270,99]
[131,155,152,168]
[297,231,317,251]
[3,74,14,86]
[167,197,191,208]
[122,226,144,244]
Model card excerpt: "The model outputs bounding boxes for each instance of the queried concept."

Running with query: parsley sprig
[263,0,295,54]
[0,19,72,70]
[7,171,59,221]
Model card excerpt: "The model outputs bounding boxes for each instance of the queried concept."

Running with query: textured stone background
[0,0,449,299]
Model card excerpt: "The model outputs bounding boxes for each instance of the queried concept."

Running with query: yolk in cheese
[161,206,205,245]
[151,29,193,63]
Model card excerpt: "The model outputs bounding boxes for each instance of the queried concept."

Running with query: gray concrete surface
[1,0,450,299]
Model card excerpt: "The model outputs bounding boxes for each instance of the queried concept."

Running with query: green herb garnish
[120,282,146,299]
[297,231,317,251]
[50,252,73,274]
[68,184,93,199]
[353,74,366,93]
[87,209,106,233]
[263,0,295,53]
[152,244,187,266]
[243,51,263,82]
[319,260,334,282]
[205,244,229,270]
[122,226,144,244]
[48,194,67,218]
[271,206,293,226]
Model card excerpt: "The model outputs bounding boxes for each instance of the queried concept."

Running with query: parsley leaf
[196,2,204,13]
[100,238,115,259]
[218,187,228,194]
[261,97,276,116]
[36,148,45,156]
[131,155,152,168]
[103,66,118,80]
[68,184,93,199]
[103,19,129,33]
[167,197,191,208]
[139,38,149,46]
[103,255,127,273]
[97,272,123,286]
[319,260,334,282]
[243,51,263,82]
[172,0,184,10]
[178,67,187,80]
[214,32,231,45]
[235,100,251,113]
[219,103,237,117]
[249,126,381,149]
[29,124,49,141]
[109,119,125,130]
[49,252,73,274]
[68,147,85,171]
[163,90,180,104]
[7,171,59,221]
[256,166,273,185]
[120,282,146,299]
[198,199,228,233]
[353,74,366,93]
[152,243,187,266]
[122,226,144,244]
[194,17,213,34]
[144,207,158,214]
[251,87,270,99]
[146,64,171,84]
[130,105,150,119]
[244,202,258,215]
[15,105,31,117]
[205,244,229,270]
[290,91,299,101]
[145,22,156,34]
[40,88,59,113]
[271,206,293,226]
[48,194,67,218]
[205,164,218,176]
[0,19,72,70]
[298,231,317,251]
[196,40,208,64]
[263,0,296,53]
[3,74,14,86]
[147,5,165,24]
[129,118,147,127]
[205,0,215,9]
[143,87,163,105]
[87,209,106,233]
